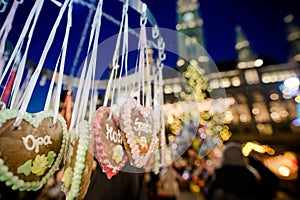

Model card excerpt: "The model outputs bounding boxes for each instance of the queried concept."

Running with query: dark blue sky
[1,0,299,68]
[0,0,299,112]
[143,0,300,64]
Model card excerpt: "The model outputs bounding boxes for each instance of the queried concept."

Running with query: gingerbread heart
[93,106,127,179]
[0,109,68,191]
[62,121,94,200]
[120,98,158,168]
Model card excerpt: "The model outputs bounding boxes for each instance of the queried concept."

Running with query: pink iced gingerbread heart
[93,106,127,179]
[0,109,67,191]
[120,98,158,168]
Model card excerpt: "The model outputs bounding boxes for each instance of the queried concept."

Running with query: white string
[10,1,44,108]
[144,32,151,108]
[14,67,33,109]
[52,1,73,124]
[103,0,128,108]
[69,0,103,130]
[0,0,44,86]
[77,0,102,125]
[44,53,61,111]
[44,0,73,123]
[14,0,71,126]
[69,2,94,78]
[118,0,129,96]
[0,0,19,68]
[135,22,148,106]
[50,0,62,7]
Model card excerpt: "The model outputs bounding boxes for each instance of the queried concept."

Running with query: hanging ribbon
[43,0,73,127]
[103,0,128,110]
[69,0,103,131]
[14,0,71,126]
[10,1,45,108]
[132,12,151,108]
[0,0,21,72]
[152,26,167,167]
[0,0,45,97]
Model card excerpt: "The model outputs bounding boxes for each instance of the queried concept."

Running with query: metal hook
[0,0,8,13]
[158,52,166,61]
[152,25,159,39]
[157,37,165,50]
[140,12,147,26]
[122,0,129,14]
[15,0,24,4]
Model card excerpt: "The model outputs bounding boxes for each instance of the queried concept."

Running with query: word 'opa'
[22,135,52,153]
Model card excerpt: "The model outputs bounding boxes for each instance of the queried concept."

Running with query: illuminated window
[209,79,219,89]
[237,104,252,123]
[236,93,248,104]
[221,78,231,88]
[231,76,241,87]
[185,36,197,57]
[262,70,297,84]
[252,102,270,123]
[269,101,290,122]
[256,123,273,135]
[270,93,279,101]
[164,85,173,94]
[245,69,260,84]
[185,36,197,46]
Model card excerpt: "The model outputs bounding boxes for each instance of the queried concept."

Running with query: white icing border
[0,109,68,191]
[120,99,157,168]
[64,120,93,200]
[93,106,128,178]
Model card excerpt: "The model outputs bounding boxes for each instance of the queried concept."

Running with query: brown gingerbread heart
[119,98,158,168]
[93,106,127,179]
[62,121,94,200]
[0,109,68,191]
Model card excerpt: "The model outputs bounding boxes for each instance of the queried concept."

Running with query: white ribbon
[10,1,44,108]
[0,0,44,87]
[44,1,73,125]
[0,0,19,70]
[103,0,129,108]
[14,0,71,126]
[69,0,103,131]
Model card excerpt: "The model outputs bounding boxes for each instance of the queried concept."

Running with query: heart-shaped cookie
[120,98,158,168]
[0,109,68,191]
[62,120,94,200]
[93,106,127,179]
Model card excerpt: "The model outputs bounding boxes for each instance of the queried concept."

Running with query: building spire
[235,25,257,69]
[176,0,209,73]
[284,15,300,62]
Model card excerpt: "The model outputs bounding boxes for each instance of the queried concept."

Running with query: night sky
[0,0,299,112]
[142,0,300,64]
[1,0,299,66]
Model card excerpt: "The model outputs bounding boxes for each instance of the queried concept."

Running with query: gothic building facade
[169,0,300,154]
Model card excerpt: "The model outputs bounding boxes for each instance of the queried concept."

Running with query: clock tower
[176,0,208,73]
[284,15,300,62]
[235,25,257,69]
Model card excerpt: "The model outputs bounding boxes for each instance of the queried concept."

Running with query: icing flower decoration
[17,159,32,176]
[62,167,73,189]
[112,145,124,164]
[47,151,57,167]
[31,154,48,176]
